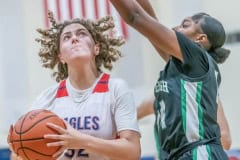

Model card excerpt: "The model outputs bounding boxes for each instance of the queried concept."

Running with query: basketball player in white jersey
[10,11,141,160]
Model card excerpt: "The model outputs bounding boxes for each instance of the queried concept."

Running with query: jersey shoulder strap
[56,80,69,98]
[56,73,110,98]
[92,73,110,93]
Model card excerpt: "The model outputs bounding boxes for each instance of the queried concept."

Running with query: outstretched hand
[44,121,89,158]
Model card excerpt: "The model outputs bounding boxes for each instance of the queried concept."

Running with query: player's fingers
[46,140,68,147]
[8,143,13,152]
[7,125,14,149]
[52,147,66,158]
[63,120,69,129]
[11,153,24,160]
[44,134,66,141]
[8,143,17,158]
[46,122,66,134]
[17,156,24,160]
[10,152,18,160]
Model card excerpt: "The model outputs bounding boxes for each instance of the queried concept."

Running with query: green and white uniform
[154,32,228,160]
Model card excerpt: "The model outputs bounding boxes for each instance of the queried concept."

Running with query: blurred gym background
[0,0,240,159]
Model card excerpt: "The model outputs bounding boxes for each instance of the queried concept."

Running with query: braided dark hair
[192,13,230,64]
[36,11,124,82]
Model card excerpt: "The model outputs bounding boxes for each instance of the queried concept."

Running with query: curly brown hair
[36,11,124,82]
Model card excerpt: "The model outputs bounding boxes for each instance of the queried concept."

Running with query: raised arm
[217,99,232,150]
[136,0,157,19]
[110,0,182,61]
[136,0,170,61]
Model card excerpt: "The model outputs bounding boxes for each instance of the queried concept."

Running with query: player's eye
[63,35,71,41]
[181,20,191,28]
[76,30,87,37]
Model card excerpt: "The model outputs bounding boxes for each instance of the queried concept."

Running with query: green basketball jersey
[154,32,228,160]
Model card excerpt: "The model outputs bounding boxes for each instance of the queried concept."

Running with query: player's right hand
[8,125,24,160]
[10,152,24,160]
[8,142,24,160]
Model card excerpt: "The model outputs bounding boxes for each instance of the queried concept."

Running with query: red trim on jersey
[94,0,99,19]
[92,73,110,93]
[120,18,128,39]
[106,0,111,15]
[81,0,86,18]
[56,0,62,21]
[68,0,73,19]
[56,80,69,98]
[43,0,49,27]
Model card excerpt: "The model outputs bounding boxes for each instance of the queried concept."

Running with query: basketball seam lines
[15,115,59,134]
[10,137,47,142]
[18,113,60,160]
[20,110,33,160]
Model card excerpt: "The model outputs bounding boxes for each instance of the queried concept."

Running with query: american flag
[43,0,128,39]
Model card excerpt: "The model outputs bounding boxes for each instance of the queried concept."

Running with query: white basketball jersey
[30,73,140,160]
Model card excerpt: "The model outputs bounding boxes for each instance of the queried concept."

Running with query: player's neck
[68,69,101,90]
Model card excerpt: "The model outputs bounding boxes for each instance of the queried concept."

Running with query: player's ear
[195,33,208,43]
[195,33,211,49]
[94,44,100,56]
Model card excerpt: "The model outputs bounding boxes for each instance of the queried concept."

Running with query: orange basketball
[8,109,66,160]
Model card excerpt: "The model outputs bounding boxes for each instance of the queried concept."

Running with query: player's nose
[71,35,79,44]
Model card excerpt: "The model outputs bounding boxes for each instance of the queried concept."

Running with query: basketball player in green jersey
[110,0,231,159]
[137,96,231,150]
[135,0,231,151]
